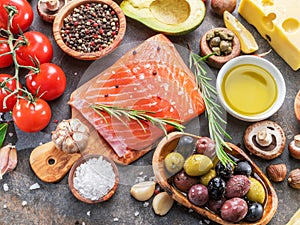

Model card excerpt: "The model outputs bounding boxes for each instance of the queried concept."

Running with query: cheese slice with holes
[238,0,300,71]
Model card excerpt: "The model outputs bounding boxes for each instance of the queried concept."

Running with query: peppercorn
[60,2,120,53]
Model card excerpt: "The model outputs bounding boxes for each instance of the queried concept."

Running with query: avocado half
[120,0,206,36]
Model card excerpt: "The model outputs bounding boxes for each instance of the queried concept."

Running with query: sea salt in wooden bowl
[53,0,126,60]
[152,132,278,225]
[68,154,119,203]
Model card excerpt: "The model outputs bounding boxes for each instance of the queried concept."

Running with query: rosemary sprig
[189,51,234,165]
[90,104,185,136]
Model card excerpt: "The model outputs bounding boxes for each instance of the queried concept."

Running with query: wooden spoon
[152,132,278,225]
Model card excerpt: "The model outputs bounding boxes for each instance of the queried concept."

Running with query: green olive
[164,152,185,174]
[246,177,266,204]
[184,154,213,176]
[200,169,216,186]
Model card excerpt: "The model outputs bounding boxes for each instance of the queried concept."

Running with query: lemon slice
[287,208,300,225]
[223,10,258,54]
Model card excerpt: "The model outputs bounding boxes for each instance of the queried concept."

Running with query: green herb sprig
[91,104,185,136]
[0,123,8,147]
[189,52,233,165]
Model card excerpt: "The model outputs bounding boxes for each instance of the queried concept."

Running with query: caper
[209,36,221,47]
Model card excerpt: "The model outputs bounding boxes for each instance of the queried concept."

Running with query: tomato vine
[0,3,65,132]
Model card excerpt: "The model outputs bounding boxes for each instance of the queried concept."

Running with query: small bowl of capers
[53,0,126,60]
[200,27,241,69]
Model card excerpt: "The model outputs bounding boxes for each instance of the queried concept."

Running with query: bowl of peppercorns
[53,0,126,60]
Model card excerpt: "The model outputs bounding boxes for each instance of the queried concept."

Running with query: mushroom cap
[243,120,286,160]
[294,90,300,123]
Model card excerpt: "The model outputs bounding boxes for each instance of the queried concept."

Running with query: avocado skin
[120,0,206,36]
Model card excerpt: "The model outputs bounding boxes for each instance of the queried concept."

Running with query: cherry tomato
[16,31,53,67]
[12,98,51,132]
[0,74,21,112]
[0,0,33,34]
[0,38,13,68]
[26,63,67,101]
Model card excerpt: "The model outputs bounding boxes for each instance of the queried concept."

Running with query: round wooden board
[29,141,81,183]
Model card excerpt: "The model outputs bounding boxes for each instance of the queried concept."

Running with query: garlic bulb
[52,118,90,153]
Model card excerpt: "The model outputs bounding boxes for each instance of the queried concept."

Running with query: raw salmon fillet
[69,34,205,158]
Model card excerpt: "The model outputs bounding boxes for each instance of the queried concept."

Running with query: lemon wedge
[287,208,300,225]
[223,10,258,54]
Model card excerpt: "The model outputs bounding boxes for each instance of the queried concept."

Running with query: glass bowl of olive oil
[216,55,286,122]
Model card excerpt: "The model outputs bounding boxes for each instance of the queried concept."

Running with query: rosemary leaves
[189,51,233,165]
[90,104,184,135]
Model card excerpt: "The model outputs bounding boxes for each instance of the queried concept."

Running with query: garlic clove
[152,192,174,216]
[0,144,17,180]
[130,181,156,201]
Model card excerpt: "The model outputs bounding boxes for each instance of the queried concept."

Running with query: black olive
[208,177,226,200]
[215,161,234,180]
[234,161,252,177]
[245,202,264,222]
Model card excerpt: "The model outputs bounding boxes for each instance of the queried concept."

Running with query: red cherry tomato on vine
[12,98,52,132]
[0,74,21,112]
[16,31,53,67]
[26,63,67,101]
[0,0,33,34]
[0,38,13,68]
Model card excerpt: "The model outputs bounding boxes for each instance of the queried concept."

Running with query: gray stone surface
[0,0,299,224]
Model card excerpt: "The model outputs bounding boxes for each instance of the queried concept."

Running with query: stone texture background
[0,0,299,224]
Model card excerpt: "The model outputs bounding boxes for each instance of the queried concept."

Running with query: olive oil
[221,64,278,116]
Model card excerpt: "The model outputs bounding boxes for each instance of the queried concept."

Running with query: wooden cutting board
[29,107,153,183]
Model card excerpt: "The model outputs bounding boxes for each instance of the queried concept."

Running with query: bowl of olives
[152,132,278,224]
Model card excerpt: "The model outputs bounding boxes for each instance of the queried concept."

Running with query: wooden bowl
[200,27,240,69]
[53,0,126,60]
[152,132,278,225]
[68,154,119,203]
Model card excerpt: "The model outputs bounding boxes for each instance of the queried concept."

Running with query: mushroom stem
[45,0,60,12]
[294,134,300,147]
[256,129,272,147]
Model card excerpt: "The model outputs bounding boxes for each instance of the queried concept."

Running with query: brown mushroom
[243,120,286,160]
[37,0,69,23]
[288,134,300,160]
[294,90,300,123]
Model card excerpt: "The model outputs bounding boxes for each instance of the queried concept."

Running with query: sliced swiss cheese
[238,0,300,71]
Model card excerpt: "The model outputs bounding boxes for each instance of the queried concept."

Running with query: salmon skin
[69,34,205,158]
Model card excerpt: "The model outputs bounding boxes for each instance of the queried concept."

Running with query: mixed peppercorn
[60,2,120,53]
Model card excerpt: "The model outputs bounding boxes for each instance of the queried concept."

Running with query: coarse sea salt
[73,156,115,201]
